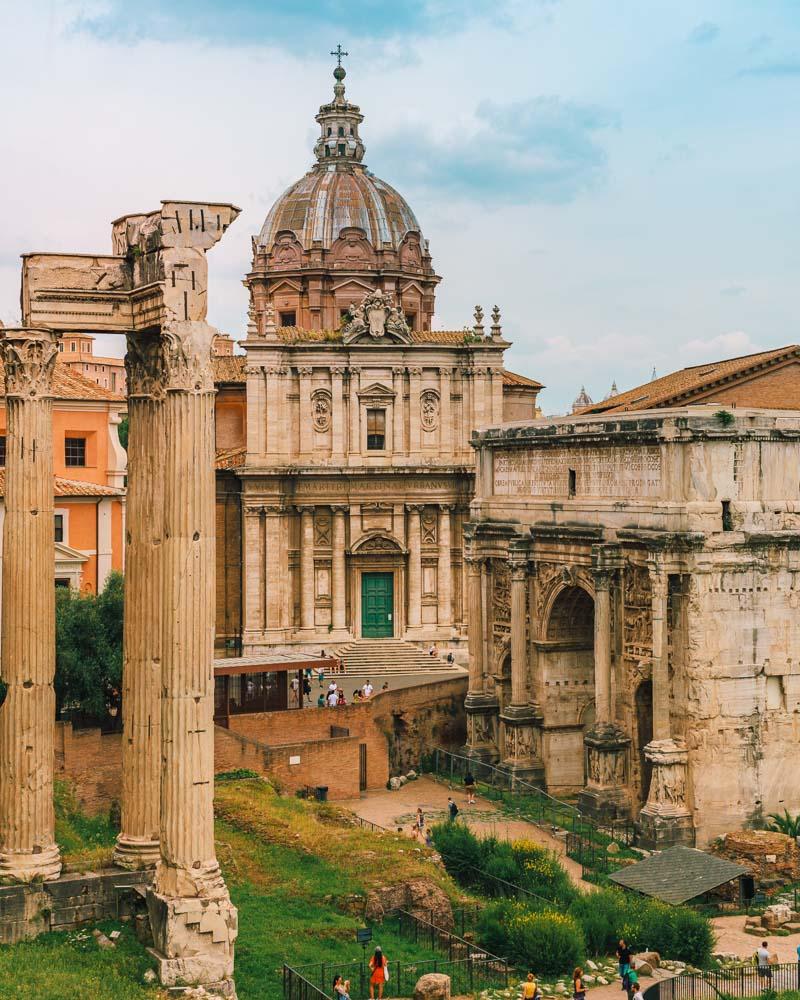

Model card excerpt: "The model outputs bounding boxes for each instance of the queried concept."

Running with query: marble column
[437,505,452,628]
[0,328,62,883]
[406,504,422,629]
[331,366,345,460]
[392,367,405,456]
[298,367,313,458]
[466,555,484,695]
[299,506,315,631]
[114,333,165,870]
[638,563,694,847]
[147,321,237,993]
[331,506,347,633]
[579,566,630,820]
[348,367,360,459]
[464,550,499,764]
[439,367,452,459]
[409,367,422,455]
[499,552,544,785]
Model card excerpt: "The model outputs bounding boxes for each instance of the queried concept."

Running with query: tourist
[756,941,772,984]
[573,967,586,1000]
[333,974,351,999]
[337,687,346,706]
[415,807,425,840]
[303,675,312,700]
[362,679,374,700]
[632,984,644,1000]
[446,651,455,664]
[290,675,300,707]
[447,797,459,822]
[464,769,476,805]
[368,946,388,1000]
[381,681,389,691]
[522,972,538,999]
[625,968,639,1000]
[353,689,361,703]
[317,692,326,709]
[431,644,439,657]
[617,939,632,989]
[327,687,338,708]
[328,680,338,699]
[317,666,325,688]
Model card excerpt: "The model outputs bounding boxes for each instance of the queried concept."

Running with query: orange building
[0,359,126,593]
[59,332,127,395]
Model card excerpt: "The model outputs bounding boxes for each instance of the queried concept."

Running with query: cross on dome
[314,44,366,165]
[331,43,348,69]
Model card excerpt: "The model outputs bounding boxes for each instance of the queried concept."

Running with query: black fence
[283,964,332,1000]
[644,963,800,1000]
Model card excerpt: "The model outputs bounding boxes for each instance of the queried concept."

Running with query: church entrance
[361,572,394,637]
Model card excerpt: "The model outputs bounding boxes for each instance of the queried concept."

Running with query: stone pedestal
[499,705,545,787]
[637,738,695,848]
[464,693,499,767]
[578,724,631,821]
[0,328,62,883]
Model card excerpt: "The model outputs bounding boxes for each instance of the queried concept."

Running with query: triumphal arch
[0,201,240,995]
[465,407,800,849]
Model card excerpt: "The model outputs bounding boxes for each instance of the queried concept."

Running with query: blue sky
[0,0,798,412]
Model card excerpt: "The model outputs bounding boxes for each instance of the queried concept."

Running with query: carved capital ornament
[0,327,60,399]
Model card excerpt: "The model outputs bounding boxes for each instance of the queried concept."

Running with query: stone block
[634,952,660,970]
[414,972,451,999]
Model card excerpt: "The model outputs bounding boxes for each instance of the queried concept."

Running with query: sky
[0,0,798,413]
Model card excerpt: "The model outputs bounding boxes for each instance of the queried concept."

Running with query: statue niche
[342,290,412,344]
[332,228,373,269]
[270,232,302,269]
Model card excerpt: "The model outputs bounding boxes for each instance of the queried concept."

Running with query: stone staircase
[333,639,458,676]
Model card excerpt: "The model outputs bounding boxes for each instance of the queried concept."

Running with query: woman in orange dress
[368,946,388,999]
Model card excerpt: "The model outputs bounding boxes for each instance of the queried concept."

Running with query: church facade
[214,63,541,653]
[464,405,800,848]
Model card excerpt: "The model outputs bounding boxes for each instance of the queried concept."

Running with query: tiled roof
[0,471,124,498]
[273,326,491,347]
[0,359,124,403]
[608,846,749,905]
[212,355,247,384]
[503,370,543,390]
[216,446,246,470]
[581,346,800,414]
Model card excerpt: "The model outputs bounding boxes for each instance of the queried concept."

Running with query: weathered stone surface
[713,831,800,883]
[414,972,451,1000]
[634,952,660,970]
[364,878,453,929]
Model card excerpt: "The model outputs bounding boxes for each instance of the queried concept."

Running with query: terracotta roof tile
[215,446,246,470]
[581,346,800,414]
[0,359,124,403]
[272,326,489,347]
[502,369,543,389]
[0,471,124,498]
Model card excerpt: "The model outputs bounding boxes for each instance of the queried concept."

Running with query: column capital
[438,502,454,513]
[161,321,216,393]
[592,567,614,591]
[330,365,346,376]
[296,504,315,515]
[331,504,349,514]
[348,365,362,376]
[0,327,60,399]
[297,365,313,376]
[438,366,453,377]
[408,366,423,377]
[405,502,424,514]
[392,365,406,376]
[510,560,529,584]
[460,367,474,379]
[126,332,167,399]
[262,504,285,516]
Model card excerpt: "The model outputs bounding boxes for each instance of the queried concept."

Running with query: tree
[767,809,800,838]
[55,572,124,724]
[117,415,129,450]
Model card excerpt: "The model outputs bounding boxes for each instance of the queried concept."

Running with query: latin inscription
[493,447,662,498]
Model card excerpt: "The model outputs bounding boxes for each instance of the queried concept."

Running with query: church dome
[257,60,424,253]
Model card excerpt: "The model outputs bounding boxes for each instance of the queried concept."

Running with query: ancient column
[464,550,499,764]
[148,321,237,991]
[299,506,315,631]
[409,367,422,455]
[298,366,313,458]
[437,505,452,628]
[439,367,452,459]
[593,570,613,725]
[242,507,265,643]
[509,560,528,709]
[406,504,422,629]
[466,555,484,694]
[650,568,670,741]
[331,366,345,460]
[392,367,405,455]
[331,506,347,632]
[114,333,165,870]
[0,328,62,883]
[348,367,360,458]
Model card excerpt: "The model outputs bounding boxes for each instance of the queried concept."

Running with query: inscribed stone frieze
[492,446,662,498]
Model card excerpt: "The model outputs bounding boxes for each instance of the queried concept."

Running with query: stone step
[332,639,455,675]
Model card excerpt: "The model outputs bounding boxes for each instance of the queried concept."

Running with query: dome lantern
[313,45,366,165]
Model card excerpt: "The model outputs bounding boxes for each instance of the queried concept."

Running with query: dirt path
[712,915,800,961]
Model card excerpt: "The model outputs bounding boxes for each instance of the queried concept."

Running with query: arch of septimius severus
[0,201,240,995]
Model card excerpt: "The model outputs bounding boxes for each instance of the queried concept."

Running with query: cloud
[374,97,618,205]
[681,331,758,359]
[738,57,800,77]
[720,285,746,297]
[688,21,719,45]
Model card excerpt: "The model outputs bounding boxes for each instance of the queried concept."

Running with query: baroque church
[213,61,541,654]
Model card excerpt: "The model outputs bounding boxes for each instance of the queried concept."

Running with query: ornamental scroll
[311,389,332,432]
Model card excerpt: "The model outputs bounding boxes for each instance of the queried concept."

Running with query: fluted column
[439,367,452,459]
[114,333,165,870]
[650,566,670,741]
[407,504,422,629]
[466,555,484,694]
[0,328,62,883]
[331,366,345,460]
[510,560,528,708]
[392,366,405,456]
[437,505,452,628]
[149,321,237,983]
[299,506,315,631]
[331,506,347,632]
[298,366,313,458]
[593,569,613,725]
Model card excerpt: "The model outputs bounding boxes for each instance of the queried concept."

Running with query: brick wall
[55,722,123,816]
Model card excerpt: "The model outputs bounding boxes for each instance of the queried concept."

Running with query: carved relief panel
[420,389,440,432]
[421,508,437,545]
[314,511,332,547]
[623,564,653,666]
[311,389,332,433]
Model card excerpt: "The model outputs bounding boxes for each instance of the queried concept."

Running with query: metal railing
[283,964,333,1000]
[644,962,800,1000]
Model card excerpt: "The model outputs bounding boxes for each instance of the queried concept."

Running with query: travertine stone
[465,555,483,693]
[0,328,62,883]
[299,507,315,630]
[509,558,528,708]
[114,333,165,870]
[437,505,452,627]
[593,569,613,724]
[331,507,347,631]
[407,505,422,629]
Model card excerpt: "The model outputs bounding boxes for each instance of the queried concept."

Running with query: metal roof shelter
[608,846,750,905]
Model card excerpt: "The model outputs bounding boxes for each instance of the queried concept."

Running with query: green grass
[54,780,117,871]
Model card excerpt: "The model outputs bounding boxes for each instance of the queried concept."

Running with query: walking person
[573,967,586,1000]
[447,797,459,822]
[290,675,300,707]
[415,807,425,841]
[368,946,388,1000]
[362,679,374,700]
[327,686,339,708]
[756,941,772,985]
[617,939,632,991]
[464,768,476,805]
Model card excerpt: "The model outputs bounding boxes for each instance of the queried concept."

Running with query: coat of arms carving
[342,290,412,344]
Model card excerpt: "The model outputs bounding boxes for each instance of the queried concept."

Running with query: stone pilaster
[348,367,360,458]
[499,552,544,785]
[331,366,345,460]
[439,367,452,458]
[265,506,287,634]
[406,504,422,630]
[437,505,452,629]
[114,333,165,870]
[299,506,315,631]
[298,366,313,458]
[0,328,62,883]
[392,367,405,456]
[464,552,499,765]
[579,564,630,820]
[147,320,237,995]
[331,506,348,633]
[409,367,422,455]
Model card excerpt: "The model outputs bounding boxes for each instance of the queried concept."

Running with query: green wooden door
[361,573,394,638]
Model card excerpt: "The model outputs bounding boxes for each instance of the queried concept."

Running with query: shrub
[569,888,628,955]
[513,839,577,904]
[666,904,716,967]
[430,821,483,883]
[506,910,585,978]
[475,899,519,956]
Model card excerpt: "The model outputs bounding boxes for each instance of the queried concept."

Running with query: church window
[350,127,354,136]
[366,409,386,450]
[568,469,577,497]
[54,514,64,543]
[338,144,346,156]
[406,312,416,331]
[325,147,330,157]
[65,437,86,467]
[338,126,344,137]
[70,342,76,352]
[279,311,296,327]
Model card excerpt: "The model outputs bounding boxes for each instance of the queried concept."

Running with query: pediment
[55,542,89,565]
[269,277,302,294]
[332,277,375,295]
[399,279,425,297]
[358,381,395,399]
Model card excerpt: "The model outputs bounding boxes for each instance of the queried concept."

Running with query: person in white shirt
[362,680,374,700]
[327,688,339,708]
[756,942,772,982]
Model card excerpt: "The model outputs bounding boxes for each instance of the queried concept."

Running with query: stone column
[466,555,484,695]
[594,571,613,725]
[499,551,544,785]
[409,367,422,455]
[299,506,315,631]
[147,321,237,993]
[348,367,360,459]
[464,550,499,765]
[331,366,345,460]
[298,366,313,458]
[406,504,422,630]
[0,328,62,883]
[439,367,452,459]
[638,563,694,847]
[437,505,452,629]
[114,333,165,870]
[392,367,405,456]
[331,506,347,633]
